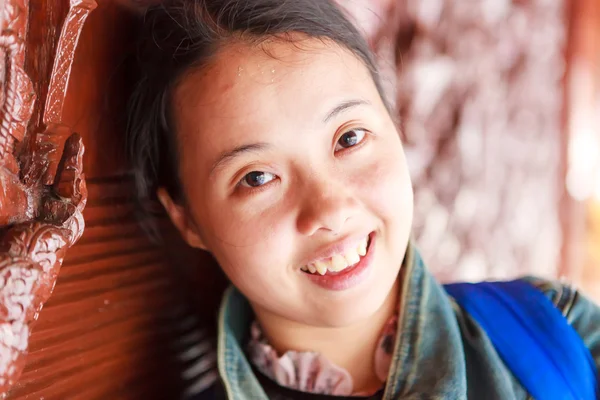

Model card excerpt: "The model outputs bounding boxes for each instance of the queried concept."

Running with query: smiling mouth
[301,234,373,276]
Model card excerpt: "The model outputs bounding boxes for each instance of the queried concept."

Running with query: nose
[296,174,359,236]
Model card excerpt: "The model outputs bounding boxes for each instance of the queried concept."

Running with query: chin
[313,282,397,328]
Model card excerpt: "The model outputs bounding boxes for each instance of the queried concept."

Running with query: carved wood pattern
[0,0,35,225]
[40,0,96,186]
[0,0,34,172]
[0,0,95,394]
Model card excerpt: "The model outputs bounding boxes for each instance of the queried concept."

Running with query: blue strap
[444,280,598,400]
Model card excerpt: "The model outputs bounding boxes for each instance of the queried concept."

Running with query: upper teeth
[301,236,368,275]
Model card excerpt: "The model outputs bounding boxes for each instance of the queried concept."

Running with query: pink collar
[247,312,398,396]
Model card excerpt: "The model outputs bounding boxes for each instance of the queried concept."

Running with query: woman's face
[166,38,413,327]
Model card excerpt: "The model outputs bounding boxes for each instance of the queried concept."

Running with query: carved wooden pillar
[0,0,95,394]
[2,2,219,398]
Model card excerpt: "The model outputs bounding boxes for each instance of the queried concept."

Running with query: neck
[253,279,400,394]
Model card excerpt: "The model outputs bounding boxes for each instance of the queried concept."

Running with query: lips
[302,232,376,291]
[301,235,369,275]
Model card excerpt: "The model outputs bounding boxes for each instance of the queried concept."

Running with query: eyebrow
[209,100,369,176]
[323,99,370,123]
[210,142,271,176]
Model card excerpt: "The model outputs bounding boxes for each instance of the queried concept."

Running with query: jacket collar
[382,244,466,398]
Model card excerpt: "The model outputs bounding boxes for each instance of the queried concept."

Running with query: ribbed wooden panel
[7,179,217,400]
[5,1,219,398]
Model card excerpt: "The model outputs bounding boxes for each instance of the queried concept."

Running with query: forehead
[172,38,381,168]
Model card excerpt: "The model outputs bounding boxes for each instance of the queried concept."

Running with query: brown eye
[240,171,276,188]
[335,129,366,151]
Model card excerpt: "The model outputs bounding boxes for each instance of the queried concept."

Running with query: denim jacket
[215,244,600,399]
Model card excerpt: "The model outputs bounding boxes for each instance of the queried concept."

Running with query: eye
[240,171,276,188]
[334,128,367,152]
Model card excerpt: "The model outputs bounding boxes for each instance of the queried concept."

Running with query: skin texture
[160,38,414,393]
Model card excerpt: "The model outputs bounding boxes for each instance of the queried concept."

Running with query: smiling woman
[125,0,600,399]
[125,1,414,395]
[158,37,413,334]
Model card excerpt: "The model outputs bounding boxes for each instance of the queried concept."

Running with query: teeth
[330,254,348,272]
[358,237,368,257]
[302,235,370,275]
[315,261,327,275]
[344,250,360,266]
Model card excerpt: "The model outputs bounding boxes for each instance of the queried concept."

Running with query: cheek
[208,223,298,310]
[201,196,293,249]
[356,140,413,219]
[199,200,295,282]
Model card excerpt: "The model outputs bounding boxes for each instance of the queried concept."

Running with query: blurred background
[337,0,600,301]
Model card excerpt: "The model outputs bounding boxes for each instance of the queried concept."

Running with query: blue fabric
[445,280,599,400]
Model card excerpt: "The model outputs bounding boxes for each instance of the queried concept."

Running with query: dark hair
[126,0,388,241]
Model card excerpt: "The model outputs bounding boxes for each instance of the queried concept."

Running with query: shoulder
[521,276,600,366]
[520,276,579,318]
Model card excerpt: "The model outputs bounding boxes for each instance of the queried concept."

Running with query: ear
[157,187,208,251]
